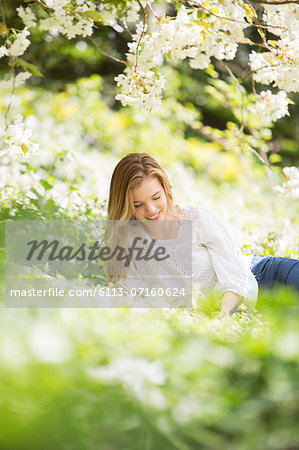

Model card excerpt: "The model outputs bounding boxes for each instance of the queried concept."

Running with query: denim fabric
[250,254,299,293]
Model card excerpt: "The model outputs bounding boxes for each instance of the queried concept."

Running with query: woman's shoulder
[179,204,216,220]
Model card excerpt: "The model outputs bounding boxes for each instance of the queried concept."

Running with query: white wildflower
[0,114,38,165]
[87,356,166,403]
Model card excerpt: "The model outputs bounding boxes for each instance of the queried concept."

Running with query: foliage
[1,289,299,450]
[1,0,299,167]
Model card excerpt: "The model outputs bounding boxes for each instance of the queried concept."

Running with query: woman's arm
[220,291,242,315]
[194,205,258,310]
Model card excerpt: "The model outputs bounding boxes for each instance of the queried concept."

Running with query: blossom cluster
[0,82,112,217]
[113,1,298,109]
[115,68,166,109]
[0,28,30,59]
[0,72,32,89]
[248,90,290,127]
[131,2,249,69]
[117,2,250,108]
[38,0,95,39]
[0,114,41,215]
[0,114,38,164]
[1,1,298,111]
[0,110,100,218]
[249,4,299,92]
[88,356,166,407]
[16,6,36,28]
[275,166,299,200]
[0,1,95,64]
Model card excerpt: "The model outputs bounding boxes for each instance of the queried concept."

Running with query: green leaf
[30,188,42,200]
[40,180,53,191]
[82,10,103,22]
[17,58,44,77]
[269,154,282,164]
[44,199,57,212]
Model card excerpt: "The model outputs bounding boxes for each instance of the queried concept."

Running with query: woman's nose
[145,204,156,216]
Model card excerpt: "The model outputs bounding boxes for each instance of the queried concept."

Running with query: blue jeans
[250,255,299,293]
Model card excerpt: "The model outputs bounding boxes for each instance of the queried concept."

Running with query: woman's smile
[146,210,161,220]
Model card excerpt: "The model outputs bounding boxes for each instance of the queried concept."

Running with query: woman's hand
[220,291,242,315]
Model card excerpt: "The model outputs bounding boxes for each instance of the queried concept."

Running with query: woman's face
[132,176,169,221]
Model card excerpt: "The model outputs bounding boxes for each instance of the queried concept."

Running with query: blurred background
[1,1,299,449]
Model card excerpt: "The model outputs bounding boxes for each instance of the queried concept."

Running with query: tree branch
[0,0,7,27]
[4,66,16,128]
[135,4,148,71]
[88,36,127,65]
[243,143,272,170]
[190,0,285,30]
[220,62,246,129]
[190,123,272,169]
[121,17,133,38]
[190,124,230,148]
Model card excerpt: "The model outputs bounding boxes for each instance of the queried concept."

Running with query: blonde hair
[104,152,179,280]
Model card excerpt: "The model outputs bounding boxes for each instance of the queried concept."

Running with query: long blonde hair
[104,152,178,280]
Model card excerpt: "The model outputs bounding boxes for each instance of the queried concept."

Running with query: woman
[105,152,299,313]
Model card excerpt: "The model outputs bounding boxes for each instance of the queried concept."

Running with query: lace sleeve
[193,205,258,303]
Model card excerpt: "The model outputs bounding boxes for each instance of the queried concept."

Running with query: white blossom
[125,2,141,23]
[262,4,298,40]
[0,71,32,89]
[248,90,290,126]
[0,46,9,58]
[115,68,166,109]
[99,7,118,27]
[118,2,250,107]
[39,0,95,39]
[87,356,166,404]
[8,28,31,57]
[0,113,41,209]
[17,6,36,28]
[0,114,38,165]
[275,166,299,199]
[249,3,299,93]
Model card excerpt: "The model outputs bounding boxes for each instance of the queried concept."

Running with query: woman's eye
[135,197,159,208]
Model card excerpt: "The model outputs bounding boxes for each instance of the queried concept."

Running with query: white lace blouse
[124,205,258,308]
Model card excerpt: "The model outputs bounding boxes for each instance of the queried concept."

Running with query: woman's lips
[146,211,161,220]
